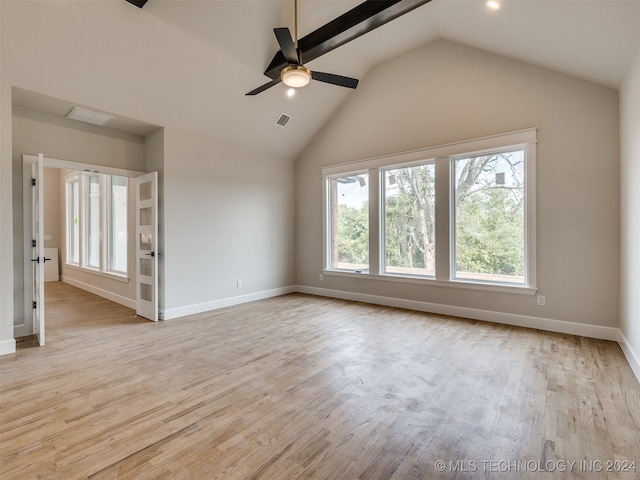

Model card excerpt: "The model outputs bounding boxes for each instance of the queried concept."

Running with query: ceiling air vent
[275,113,291,128]
[66,107,114,126]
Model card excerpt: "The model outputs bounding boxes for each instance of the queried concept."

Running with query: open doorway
[17,154,159,347]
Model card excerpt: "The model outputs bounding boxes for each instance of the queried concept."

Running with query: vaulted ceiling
[8,0,640,161]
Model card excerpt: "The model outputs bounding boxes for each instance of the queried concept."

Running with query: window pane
[454,150,525,284]
[110,175,128,273]
[140,283,152,302]
[384,163,435,276]
[87,173,100,268]
[139,207,151,226]
[330,174,369,271]
[139,181,151,201]
[140,233,153,251]
[68,179,80,264]
[140,257,152,277]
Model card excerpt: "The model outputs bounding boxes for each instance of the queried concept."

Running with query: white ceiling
[11,0,640,160]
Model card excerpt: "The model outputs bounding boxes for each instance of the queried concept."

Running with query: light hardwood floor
[1,282,639,479]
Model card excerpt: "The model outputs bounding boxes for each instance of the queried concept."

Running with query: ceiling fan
[246,0,359,96]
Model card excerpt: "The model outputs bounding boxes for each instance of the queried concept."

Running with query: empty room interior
[1,0,639,478]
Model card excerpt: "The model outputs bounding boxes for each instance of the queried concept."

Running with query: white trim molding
[0,338,17,355]
[322,128,538,176]
[23,154,145,178]
[619,331,640,382]
[161,286,296,321]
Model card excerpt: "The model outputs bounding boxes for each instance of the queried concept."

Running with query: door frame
[20,154,147,338]
[32,154,45,345]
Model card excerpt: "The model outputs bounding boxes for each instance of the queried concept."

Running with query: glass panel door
[135,172,158,321]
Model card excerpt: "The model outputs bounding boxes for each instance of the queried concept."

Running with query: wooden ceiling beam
[263,0,432,79]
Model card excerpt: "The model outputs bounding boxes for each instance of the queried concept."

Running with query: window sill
[65,264,130,283]
[322,270,536,295]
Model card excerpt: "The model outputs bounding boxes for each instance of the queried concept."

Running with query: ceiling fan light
[281,65,311,88]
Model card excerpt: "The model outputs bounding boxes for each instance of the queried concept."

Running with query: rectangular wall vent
[275,113,291,128]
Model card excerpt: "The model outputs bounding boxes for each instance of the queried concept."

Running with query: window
[86,173,100,268]
[453,149,525,284]
[108,175,128,274]
[66,176,80,265]
[323,128,536,292]
[328,173,369,272]
[383,162,435,277]
[65,171,129,277]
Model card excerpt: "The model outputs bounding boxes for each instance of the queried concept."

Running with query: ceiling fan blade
[274,28,299,65]
[125,0,148,8]
[311,71,359,89]
[246,78,282,96]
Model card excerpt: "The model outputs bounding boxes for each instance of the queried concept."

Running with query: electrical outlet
[537,295,546,306]
[319,274,323,281]
[237,280,242,288]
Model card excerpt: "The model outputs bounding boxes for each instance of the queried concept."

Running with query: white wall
[296,40,620,333]
[620,46,640,378]
[161,128,295,319]
[0,2,16,354]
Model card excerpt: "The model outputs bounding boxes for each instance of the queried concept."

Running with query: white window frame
[322,128,537,295]
[84,172,102,270]
[65,174,81,266]
[106,175,129,275]
[325,171,371,273]
[450,147,529,287]
[381,159,437,279]
[64,171,129,279]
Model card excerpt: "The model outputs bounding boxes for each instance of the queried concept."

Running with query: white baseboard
[61,276,137,310]
[162,286,296,320]
[294,285,620,341]
[619,331,640,382]
[0,338,17,355]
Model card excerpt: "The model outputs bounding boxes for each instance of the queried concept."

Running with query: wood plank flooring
[1,281,639,479]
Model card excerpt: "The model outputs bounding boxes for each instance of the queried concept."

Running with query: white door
[136,172,158,321]
[32,154,46,345]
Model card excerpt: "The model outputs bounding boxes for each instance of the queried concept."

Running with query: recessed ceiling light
[487,1,500,10]
[287,88,296,97]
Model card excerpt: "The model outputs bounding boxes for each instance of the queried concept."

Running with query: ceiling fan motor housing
[281,65,312,88]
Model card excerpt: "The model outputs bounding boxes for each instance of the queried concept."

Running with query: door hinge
[32,178,36,186]
[33,301,37,309]
[32,239,36,248]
